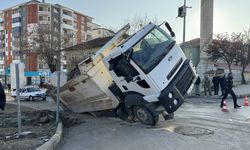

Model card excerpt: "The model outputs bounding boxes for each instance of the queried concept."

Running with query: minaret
[197,0,214,75]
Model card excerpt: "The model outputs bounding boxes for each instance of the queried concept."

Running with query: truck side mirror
[165,22,175,38]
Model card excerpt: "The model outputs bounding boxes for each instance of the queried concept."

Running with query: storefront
[24,71,51,86]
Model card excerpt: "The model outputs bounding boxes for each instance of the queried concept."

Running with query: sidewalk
[191,84,250,98]
[187,84,250,104]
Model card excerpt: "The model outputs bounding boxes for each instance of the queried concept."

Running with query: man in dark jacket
[212,76,220,95]
[0,81,6,111]
[219,74,226,95]
[194,76,201,95]
[220,73,241,108]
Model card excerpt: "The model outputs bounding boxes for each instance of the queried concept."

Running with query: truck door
[108,54,155,96]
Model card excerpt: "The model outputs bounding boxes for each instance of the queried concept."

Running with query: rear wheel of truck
[133,106,159,126]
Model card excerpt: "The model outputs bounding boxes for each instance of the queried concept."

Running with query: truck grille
[175,66,194,95]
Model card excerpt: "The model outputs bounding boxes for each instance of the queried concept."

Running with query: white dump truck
[60,22,197,125]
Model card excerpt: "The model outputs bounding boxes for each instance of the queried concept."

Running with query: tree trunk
[241,66,247,84]
[227,63,232,73]
[49,64,57,73]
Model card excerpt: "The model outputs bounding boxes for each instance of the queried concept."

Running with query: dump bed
[59,25,130,113]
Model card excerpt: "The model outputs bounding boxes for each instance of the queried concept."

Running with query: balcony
[0,17,3,22]
[62,14,73,21]
[0,26,3,31]
[38,10,50,16]
[38,5,51,15]
[62,24,73,30]
[12,13,21,18]
[12,22,21,28]
[39,20,50,24]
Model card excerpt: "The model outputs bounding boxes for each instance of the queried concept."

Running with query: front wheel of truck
[116,104,129,121]
[133,106,159,126]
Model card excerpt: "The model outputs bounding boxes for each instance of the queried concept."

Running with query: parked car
[11,86,47,101]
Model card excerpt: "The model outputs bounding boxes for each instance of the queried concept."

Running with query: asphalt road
[58,97,250,150]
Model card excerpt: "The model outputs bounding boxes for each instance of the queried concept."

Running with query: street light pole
[183,0,186,45]
[178,0,191,54]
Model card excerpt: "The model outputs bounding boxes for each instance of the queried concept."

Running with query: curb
[36,122,63,150]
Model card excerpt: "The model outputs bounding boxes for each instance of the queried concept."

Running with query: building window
[87,34,92,41]
[39,6,43,11]
[12,27,21,32]
[54,9,58,13]
[12,9,19,14]
[39,63,43,69]
[12,17,21,23]
[48,17,50,21]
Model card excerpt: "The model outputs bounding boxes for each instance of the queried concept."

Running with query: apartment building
[0,0,99,85]
[92,28,115,39]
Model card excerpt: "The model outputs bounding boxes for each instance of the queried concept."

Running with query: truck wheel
[133,106,159,126]
[29,96,34,101]
[116,104,129,121]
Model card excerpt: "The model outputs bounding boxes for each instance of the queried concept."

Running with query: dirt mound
[0,104,57,150]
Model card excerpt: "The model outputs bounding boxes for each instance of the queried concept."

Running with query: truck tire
[116,104,129,121]
[133,106,159,126]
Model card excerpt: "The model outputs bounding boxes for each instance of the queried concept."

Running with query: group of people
[194,74,225,96]
[194,72,241,109]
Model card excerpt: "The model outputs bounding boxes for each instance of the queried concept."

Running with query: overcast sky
[1,0,250,43]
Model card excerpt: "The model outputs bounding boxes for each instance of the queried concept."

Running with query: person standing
[220,73,241,108]
[203,75,212,96]
[194,76,201,96]
[212,75,220,95]
[219,74,226,95]
[0,81,6,111]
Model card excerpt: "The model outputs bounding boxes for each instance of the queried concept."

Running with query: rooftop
[63,36,114,52]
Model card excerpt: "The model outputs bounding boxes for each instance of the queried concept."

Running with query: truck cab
[103,23,197,125]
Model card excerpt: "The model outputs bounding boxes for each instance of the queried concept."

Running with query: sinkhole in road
[174,126,214,137]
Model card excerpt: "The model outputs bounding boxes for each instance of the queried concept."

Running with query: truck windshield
[130,27,175,74]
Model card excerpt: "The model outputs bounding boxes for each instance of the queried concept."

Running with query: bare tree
[237,28,250,84]
[206,33,237,73]
[31,24,74,73]
[122,14,159,35]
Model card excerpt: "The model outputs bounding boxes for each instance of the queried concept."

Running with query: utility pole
[15,64,21,137]
[183,0,186,45]
[178,0,192,53]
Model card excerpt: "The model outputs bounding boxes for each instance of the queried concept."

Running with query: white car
[11,86,47,101]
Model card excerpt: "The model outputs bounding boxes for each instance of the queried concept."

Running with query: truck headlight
[173,99,178,105]
[168,92,173,99]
